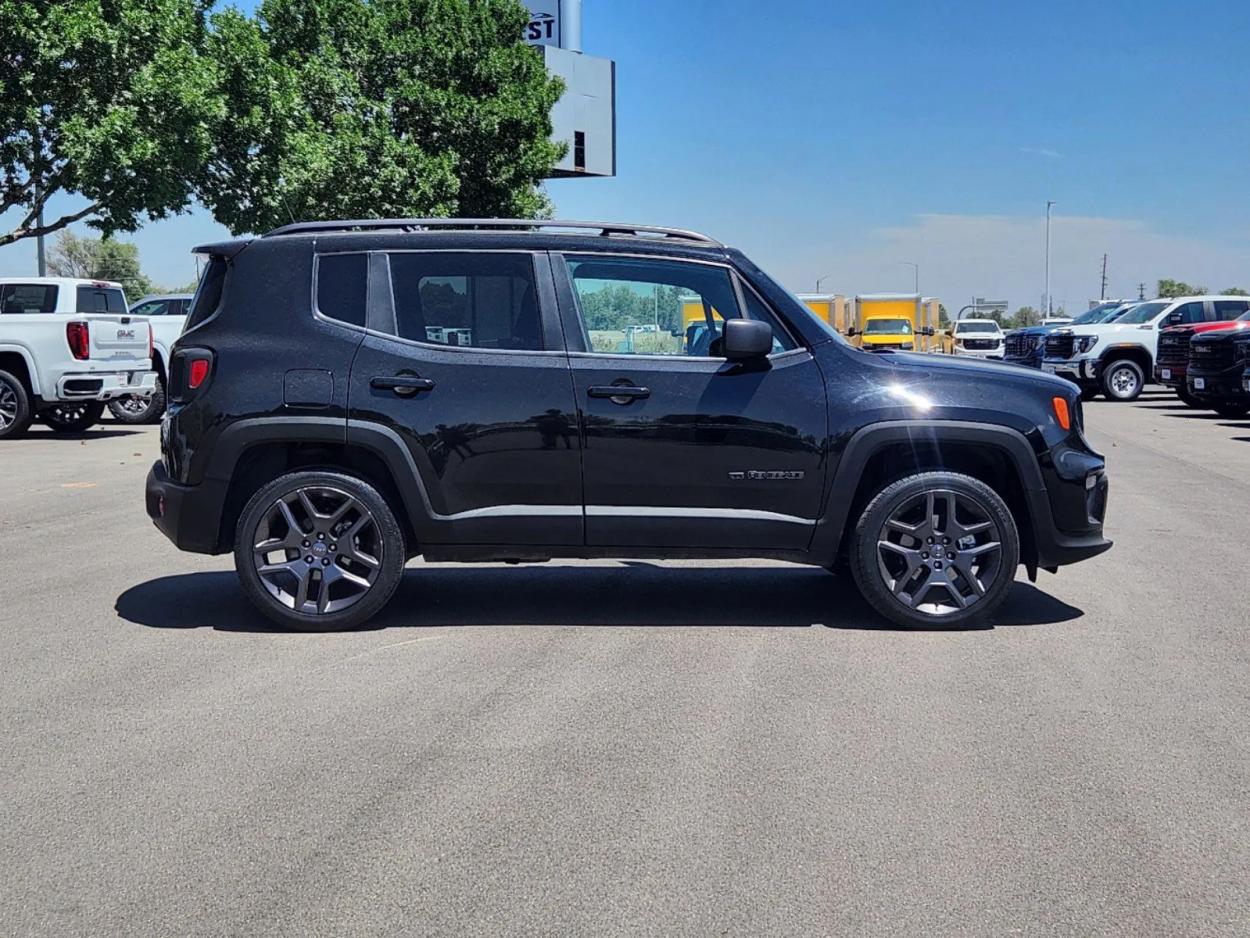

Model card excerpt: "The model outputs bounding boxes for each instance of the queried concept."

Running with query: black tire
[1100,358,1145,402]
[108,376,165,424]
[40,401,105,433]
[234,470,406,632]
[0,368,35,440]
[1212,401,1250,419]
[1177,387,1203,408]
[1079,386,1100,402]
[849,471,1020,630]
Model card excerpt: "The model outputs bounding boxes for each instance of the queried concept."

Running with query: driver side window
[564,256,794,356]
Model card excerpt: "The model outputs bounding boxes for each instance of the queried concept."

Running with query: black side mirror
[924,327,935,336]
[722,318,773,360]
[847,327,858,337]
[1166,313,1182,327]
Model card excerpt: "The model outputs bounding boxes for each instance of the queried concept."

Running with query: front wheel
[234,471,406,631]
[1212,401,1250,419]
[849,471,1020,629]
[40,401,105,433]
[108,377,165,424]
[1100,359,1145,402]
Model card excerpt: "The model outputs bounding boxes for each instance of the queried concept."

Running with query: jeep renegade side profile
[146,219,1111,631]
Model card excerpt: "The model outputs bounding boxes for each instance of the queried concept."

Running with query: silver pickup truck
[0,277,157,438]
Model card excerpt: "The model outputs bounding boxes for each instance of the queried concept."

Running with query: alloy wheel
[252,486,383,616]
[112,395,152,418]
[1109,366,1139,398]
[0,380,17,430]
[876,489,1004,616]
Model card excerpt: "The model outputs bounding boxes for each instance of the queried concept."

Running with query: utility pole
[815,274,832,293]
[35,182,46,276]
[1044,200,1055,317]
[1138,282,1146,301]
[1100,254,1108,301]
[900,261,919,294]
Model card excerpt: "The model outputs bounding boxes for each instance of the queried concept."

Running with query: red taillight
[66,321,90,360]
[188,358,210,390]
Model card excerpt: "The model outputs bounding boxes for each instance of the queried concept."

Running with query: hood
[876,348,1074,392]
[1010,324,1064,337]
[1191,322,1250,345]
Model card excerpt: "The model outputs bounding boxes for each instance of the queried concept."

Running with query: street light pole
[815,274,832,293]
[901,262,918,294]
[1044,200,1055,317]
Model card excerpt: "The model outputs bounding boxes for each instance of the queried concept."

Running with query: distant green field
[588,330,683,355]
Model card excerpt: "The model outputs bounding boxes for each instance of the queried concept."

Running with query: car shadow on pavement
[18,427,146,441]
[115,567,1082,634]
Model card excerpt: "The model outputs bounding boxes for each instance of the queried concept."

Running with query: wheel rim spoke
[252,485,382,616]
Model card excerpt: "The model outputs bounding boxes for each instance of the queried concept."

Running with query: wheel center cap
[312,542,328,555]
[932,546,945,559]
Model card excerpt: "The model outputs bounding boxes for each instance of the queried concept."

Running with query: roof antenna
[276,179,297,225]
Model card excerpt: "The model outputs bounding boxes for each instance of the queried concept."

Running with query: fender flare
[0,342,42,398]
[810,419,1050,563]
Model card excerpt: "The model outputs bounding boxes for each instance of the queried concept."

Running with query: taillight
[188,358,210,390]
[66,321,90,360]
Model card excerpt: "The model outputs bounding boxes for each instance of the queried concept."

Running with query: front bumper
[1187,365,1250,402]
[952,346,1004,360]
[58,370,156,402]
[1041,357,1098,384]
[146,460,230,554]
[1154,364,1186,388]
[1032,445,1112,568]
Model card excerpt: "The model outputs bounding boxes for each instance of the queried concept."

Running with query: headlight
[1075,336,1099,353]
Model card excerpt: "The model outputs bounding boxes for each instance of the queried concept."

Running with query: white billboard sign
[525,1,561,47]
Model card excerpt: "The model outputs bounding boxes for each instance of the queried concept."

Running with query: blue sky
[4,0,1248,309]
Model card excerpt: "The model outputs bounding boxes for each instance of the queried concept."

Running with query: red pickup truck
[1155,310,1250,404]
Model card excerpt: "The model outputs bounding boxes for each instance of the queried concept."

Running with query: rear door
[553,252,828,550]
[346,249,582,548]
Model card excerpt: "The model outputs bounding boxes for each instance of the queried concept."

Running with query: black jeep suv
[146,219,1111,631]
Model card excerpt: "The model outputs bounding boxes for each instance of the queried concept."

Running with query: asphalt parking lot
[2,390,1248,937]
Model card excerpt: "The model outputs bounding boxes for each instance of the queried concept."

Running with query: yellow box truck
[849,293,936,351]
[795,294,852,333]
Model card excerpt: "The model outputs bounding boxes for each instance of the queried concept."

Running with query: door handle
[371,375,435,396]
[588,385,650,403]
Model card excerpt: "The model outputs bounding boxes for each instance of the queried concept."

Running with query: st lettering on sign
[524,1,561,47]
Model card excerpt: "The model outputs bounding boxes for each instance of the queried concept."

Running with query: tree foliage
[0,0,220,247]
[1157,279,1207,298]
[577,283,686,333]
[47,230,155,299]
[1010,306,1040,328]
[199,0,566,234]
[1218,287,1248,296]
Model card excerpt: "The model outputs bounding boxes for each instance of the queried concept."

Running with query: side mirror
[924,327,935,336]
[722,318,773,360]
[1166,313,1182,327]
[847,327,858,337]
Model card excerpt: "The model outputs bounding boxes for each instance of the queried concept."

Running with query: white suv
[949,318,1004,359]
[1041,296,1248,401]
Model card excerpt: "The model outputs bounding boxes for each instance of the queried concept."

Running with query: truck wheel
[40,401,105,433]
[0,369,35,440]
[1212,402,1250,419]
[234,471,406,632]
[108,377,165,424]
[1100,359,1144,401]
[849,471,1020,630]
[1079,386,1100,402]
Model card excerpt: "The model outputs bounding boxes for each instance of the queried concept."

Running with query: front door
[345,249,582,547]
[553,253,828,550]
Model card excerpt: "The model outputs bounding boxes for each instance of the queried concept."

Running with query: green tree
[1010,306,1040,328]
[199,0,566,234]
[48,231,155,300]
[0,0,220,247]
[1219,287,1248,296]
[1157,279,1207,298]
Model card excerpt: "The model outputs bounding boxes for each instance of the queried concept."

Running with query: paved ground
[1,391,1248,936]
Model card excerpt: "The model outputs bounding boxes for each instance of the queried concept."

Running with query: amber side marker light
[1052,396,1071,431]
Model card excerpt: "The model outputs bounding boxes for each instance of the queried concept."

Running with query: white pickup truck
[108,293,193,423]
[0,277,157,439]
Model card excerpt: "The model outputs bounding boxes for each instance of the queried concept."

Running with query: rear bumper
[58,370,156,402]
[145,460,229,554]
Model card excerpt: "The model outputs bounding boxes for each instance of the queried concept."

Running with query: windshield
[1116,301,1169,325]
[865,318,913,335]
[1072,303,1121,325]
[955,321,1000,334]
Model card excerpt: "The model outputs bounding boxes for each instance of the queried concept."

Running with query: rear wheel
[1212,401,1250,419]
[849,471,1020,630]
[40,401,105,433]
[234,471,406,632]
[108,377,165,424]
[0,369,34,440]
[1100,359,1145,401]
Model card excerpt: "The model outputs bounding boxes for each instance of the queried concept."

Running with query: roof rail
[261,218,723,246]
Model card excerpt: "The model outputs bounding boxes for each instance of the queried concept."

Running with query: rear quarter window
[185,258,228,330]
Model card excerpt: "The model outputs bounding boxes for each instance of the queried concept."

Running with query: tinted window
[567,255,793,356]
[0,284,58,314]
[316,253,368,328]
[1213,300,1249,320]
[387,252,543,351]
[75,286,127,313]
[1117,301,1169,324]
[1170,301,1206,325]
[185,258,227,330]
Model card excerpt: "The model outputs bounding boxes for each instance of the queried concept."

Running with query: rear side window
[185,257,228,330]
[75,286,127,313]
[0,283,58,313]
[1170,301,1206,325]
[316,253,368,328]
[129,300,169,317]
[1213,299,1249,320]
[386,252,543,351]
